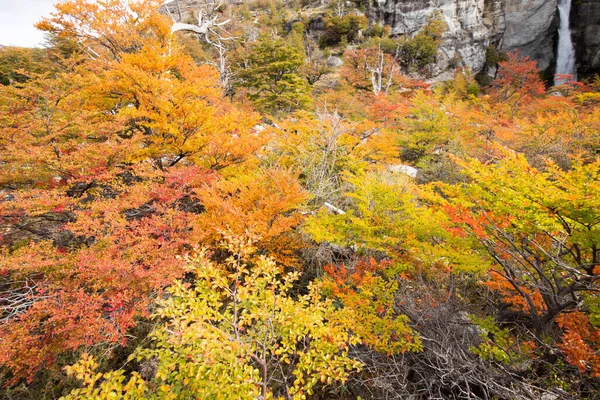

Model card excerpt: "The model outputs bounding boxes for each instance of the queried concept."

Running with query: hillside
[162,0,600,78]
[1,1,600,399]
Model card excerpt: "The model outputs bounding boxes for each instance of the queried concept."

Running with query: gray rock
[326,56,344,67]
[584,25,600,46]
[572,0,600,75]
[388,164,418,178]
[370,0,561,76]
[500,0,558,70]
[0,211,79,249]
[371,0,494,74]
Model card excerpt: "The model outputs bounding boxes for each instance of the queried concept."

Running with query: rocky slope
[370,0,600,77]
[163,0,600,78]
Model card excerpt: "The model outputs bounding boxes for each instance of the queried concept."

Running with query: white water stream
[555,0,577,85]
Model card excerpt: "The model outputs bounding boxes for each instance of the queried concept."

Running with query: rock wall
[572,0,600,75]
[500,0,558,70]
[370,0,502,75]
[370,0,562,76]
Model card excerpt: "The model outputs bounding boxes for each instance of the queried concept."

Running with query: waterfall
[555,0,577,85]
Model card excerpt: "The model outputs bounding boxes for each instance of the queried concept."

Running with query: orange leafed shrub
[557,312,600,377]
[324,258,422,355]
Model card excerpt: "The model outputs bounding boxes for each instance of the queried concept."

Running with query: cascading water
[555,0,577,85]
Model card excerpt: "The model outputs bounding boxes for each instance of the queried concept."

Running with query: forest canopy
[1,0,600,399]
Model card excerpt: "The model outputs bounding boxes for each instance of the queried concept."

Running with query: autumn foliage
[2,0,600,398]
[0,0,302,386]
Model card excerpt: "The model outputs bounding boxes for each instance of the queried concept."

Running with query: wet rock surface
[572,0,600,75]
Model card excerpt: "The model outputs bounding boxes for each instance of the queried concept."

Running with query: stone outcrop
[369,0,562,76]
[370,0,502,75]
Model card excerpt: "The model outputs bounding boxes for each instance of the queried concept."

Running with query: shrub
[319,14,368,48]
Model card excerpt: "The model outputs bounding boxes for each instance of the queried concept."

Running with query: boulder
[388,164,418,178]
[326,56,344,67]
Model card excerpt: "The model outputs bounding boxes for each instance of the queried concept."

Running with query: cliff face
[370,0,501,75]
[370,0,563,75]
[501,0,557,70]
[572,0,600,75]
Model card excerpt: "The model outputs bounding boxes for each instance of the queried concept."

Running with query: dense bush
[319,14,368,48]
[3,1,600,399]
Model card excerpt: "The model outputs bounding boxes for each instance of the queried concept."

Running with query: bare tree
[162,0,235,91]
[368,43,401,95]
